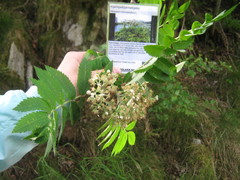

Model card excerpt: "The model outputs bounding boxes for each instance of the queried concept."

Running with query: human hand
[57,51,85,88]
[58,51,121,88]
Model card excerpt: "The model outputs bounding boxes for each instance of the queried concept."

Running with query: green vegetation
[0,0,240,179]
[115,21,151,42]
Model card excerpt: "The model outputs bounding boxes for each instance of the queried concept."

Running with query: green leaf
[154,57,176,76]
[89,55,110,71]
[112,129,128,156]
[97,123,113,140]
[77,54,92,95]
[143,72,165,84]
[86,49,98,57]
[159,3,166,25]
[14,97,51,112]
[127,72,146,84]
[99,126,116,146]
[58,106,68,141]
[34,67,65,104]
[125,121,137,131]
[191,21,202,31]
[69,101,80,124]
[104,61,113,72]
[178,0,191,13]
[158,24,175,47]
[25,126,49,144]
[172,38,194,50]
[134,57,158,73]
[205,13,213,23]
[176,61,186,72]
[32,78,58,108]
[13,112,49,133]
[102,126,121,150]
[45,66,76,99]
[179,30,193,40]
[123,72,132,83]
[212,3,239,22]
[45,132,53,157]
[127,131,136,146]
[148,67,171,82]
[144,45,165,57]
[164,48,177,56]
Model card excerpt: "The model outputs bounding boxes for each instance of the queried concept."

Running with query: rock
[66,23,84,46]
[192,138,202,145]
[26,61,33,88]
[8,42,25,81]
[63,11,89,47]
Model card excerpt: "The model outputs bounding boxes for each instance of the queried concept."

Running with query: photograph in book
[107,3,160,73]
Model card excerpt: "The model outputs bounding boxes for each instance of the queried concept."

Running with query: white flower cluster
[86,71,157,127]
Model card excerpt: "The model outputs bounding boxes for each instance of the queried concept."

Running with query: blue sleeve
[0,86,38,172]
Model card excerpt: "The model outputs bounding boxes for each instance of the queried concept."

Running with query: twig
[12,0,31,10]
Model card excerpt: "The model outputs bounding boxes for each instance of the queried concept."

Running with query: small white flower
[130,89,134,93]
[120,116,123,119]
[107,70,111,73]
[105,112,109,115]
[86,90,91,95]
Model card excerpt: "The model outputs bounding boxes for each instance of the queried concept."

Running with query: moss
[0,64,24,94]
[181,144,217,180]
[0,11,14,46]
